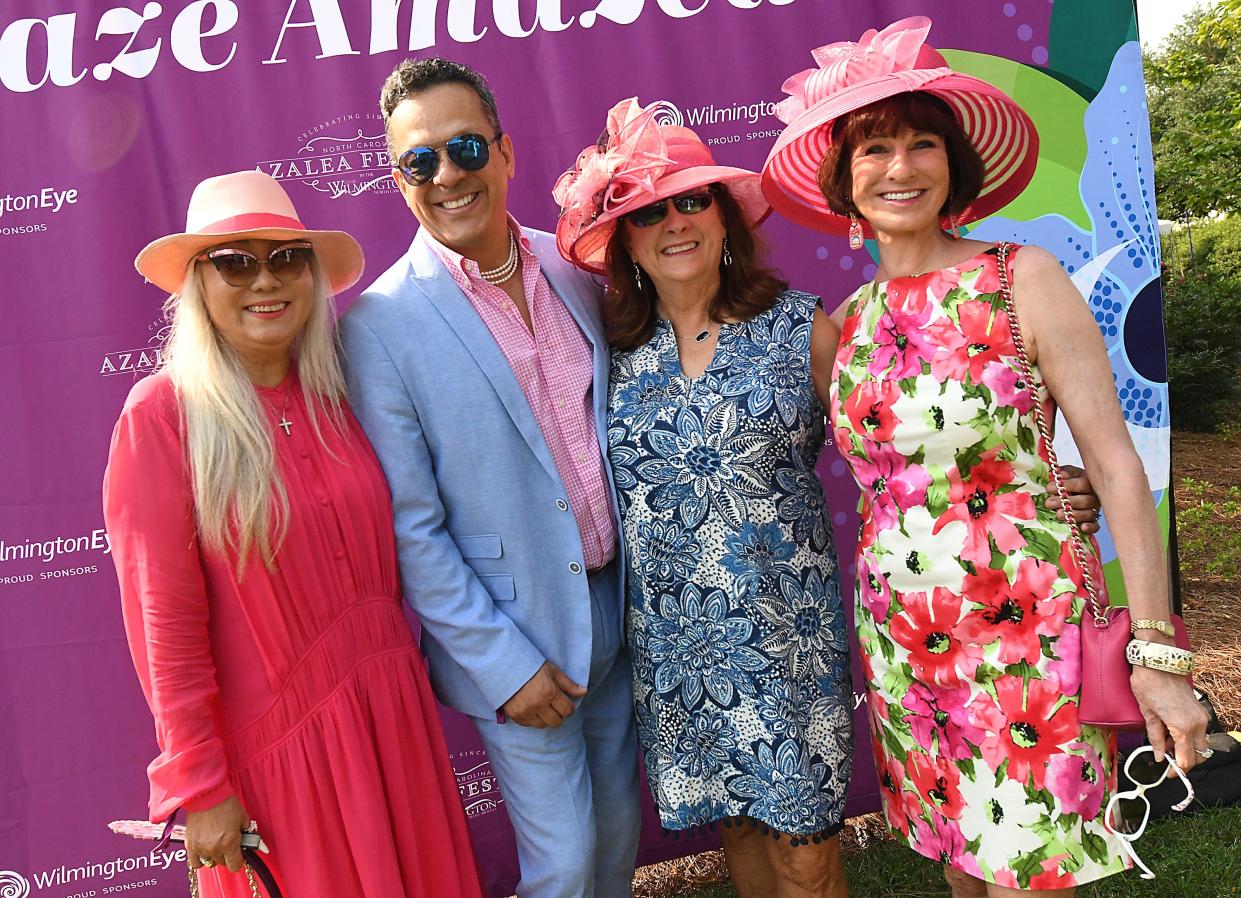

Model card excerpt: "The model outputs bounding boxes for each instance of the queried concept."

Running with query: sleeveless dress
[104,371,482,898]
[829,247,1128,888]
[607,289,853,838]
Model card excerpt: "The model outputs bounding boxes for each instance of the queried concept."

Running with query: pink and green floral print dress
[829,246,1129,889]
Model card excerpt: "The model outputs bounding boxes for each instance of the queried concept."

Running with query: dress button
[568,562,582,574]
[556,498,568,511]
[335,548,346,559]
[319,496,330,506]
[300,450,310,459]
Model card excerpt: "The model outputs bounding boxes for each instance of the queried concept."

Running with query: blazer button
[568,562,582,574]
[556,498,569,511]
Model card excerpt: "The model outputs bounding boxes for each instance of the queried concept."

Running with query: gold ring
[201,858,217,868]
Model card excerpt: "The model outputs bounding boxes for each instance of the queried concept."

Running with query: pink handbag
[995,243,1189,730]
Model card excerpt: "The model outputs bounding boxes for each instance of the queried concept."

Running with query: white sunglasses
[1103,746,1195,879]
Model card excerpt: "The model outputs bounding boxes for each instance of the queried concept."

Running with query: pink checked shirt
[427,220,616,570]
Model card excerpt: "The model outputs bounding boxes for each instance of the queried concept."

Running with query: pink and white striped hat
[135,170,364,294]
[761,16,1039,236]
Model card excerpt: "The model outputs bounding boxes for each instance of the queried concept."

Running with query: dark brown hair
[817,92,984,219]
[380,58,502,157]
[603,185,787,351]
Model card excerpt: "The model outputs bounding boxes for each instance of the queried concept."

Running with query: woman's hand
[185,795,250,873]
[1131,666,1210,771]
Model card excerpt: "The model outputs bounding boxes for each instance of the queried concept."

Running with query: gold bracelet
[1130,618,1176,638]
[1126,638,1194,676]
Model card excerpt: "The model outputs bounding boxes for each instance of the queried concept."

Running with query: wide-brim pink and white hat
[761,16,1039,236]
[135,170,365,294]
[554,98,771,274]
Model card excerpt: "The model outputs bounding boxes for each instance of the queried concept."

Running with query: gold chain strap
[188,861,262,898]
[994,242,1108,628]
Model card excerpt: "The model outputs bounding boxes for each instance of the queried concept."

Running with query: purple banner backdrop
[1,2,1160,897]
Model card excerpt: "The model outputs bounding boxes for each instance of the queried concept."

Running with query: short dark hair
[817,92,984,219]
[379,57,502,157]
[603,185,788,351]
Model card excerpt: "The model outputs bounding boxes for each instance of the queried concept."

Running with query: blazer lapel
[535,236,605,352]
[532,232,611,416]
[531,231,618,510]
[407,232,561,485]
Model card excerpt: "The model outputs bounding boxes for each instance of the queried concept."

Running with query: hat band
[198,212,306,234]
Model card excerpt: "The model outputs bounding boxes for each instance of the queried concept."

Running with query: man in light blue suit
[338,58,640,898]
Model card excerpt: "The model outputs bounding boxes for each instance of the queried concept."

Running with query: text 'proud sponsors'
[0,846,188,898]
[0,529,112,588]
[1,0,801,95]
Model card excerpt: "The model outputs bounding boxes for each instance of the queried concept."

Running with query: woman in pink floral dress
[761,17,1208,898]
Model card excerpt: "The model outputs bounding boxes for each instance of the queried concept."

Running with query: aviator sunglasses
[624,189,716,228]
[397,132,503,185]
[198,243,315,288]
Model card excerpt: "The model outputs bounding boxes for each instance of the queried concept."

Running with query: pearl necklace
[479,231,519,285]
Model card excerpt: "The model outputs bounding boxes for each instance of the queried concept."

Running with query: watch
[1130,618,1176,638]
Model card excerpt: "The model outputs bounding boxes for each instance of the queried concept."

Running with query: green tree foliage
[1161,217,1241,430]
[1145,0,1241,219]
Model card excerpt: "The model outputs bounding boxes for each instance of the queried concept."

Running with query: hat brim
[761,71,1039,235]
[566,167,771,274]
[135,227,366,295]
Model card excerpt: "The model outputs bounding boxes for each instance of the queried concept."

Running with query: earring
[722,238,733,267]
[632,262,643,291]
[949,213,962,239]
[848,214,864,250]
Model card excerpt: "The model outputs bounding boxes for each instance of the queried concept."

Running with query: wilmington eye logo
[0,870,30,898]
[648,100,684,127]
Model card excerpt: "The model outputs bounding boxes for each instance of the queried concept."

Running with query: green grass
[684,806,1241,897]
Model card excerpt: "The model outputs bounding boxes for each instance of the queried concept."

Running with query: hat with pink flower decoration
[761,16,1039,235]
[554,98,770,274]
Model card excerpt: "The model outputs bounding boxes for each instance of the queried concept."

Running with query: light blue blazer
[338,227,623,720]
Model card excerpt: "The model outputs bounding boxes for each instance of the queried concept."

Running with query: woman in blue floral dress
[554,99,853,896]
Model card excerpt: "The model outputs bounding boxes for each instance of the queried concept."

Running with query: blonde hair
[160,257,346,570]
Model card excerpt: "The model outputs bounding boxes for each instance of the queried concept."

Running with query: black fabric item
[1118,691,1241,821]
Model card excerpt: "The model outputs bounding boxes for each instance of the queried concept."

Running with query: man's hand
[501,661,588,728]
[1051,464,1102,534]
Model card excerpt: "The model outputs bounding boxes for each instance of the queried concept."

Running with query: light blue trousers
[473,562,641,898]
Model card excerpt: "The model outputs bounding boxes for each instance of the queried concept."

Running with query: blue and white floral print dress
[607,289,853,837]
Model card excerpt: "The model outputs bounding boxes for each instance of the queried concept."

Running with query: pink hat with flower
[554,98,771,274]
[761,16,1039,235]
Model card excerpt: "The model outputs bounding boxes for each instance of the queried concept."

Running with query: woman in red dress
[104,170,483,898]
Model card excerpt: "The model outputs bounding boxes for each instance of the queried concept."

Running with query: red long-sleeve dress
[103,370,483,898]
